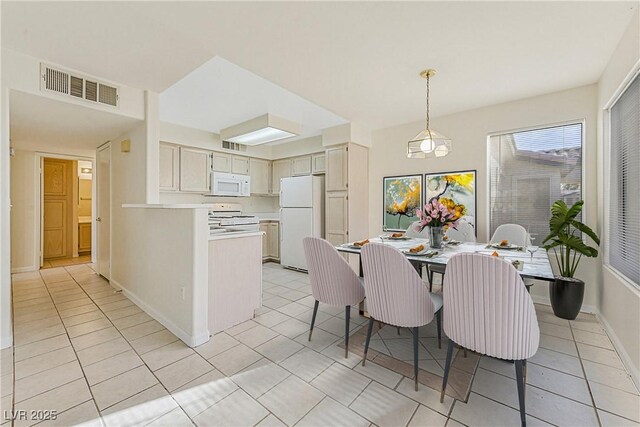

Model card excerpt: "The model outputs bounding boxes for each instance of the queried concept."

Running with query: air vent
[41,63,119,108]
[222,141,247,152]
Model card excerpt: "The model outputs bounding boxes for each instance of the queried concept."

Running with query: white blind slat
[489,123,583,246]
[609,74,640,286]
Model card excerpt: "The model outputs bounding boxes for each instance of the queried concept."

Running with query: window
[489,122,583,245]
[608,74,639,286]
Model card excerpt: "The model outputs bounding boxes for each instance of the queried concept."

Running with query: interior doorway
[40,155,95,269]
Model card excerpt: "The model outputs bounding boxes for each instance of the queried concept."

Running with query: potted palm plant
[542,200,600,319]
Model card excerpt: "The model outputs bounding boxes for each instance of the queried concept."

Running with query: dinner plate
[403,248,438,257]
[490,243,520,250]
[385,235,412,240]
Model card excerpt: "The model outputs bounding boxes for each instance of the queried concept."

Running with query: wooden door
[159,143,180,191]
[268,222,279,259]
[259,223,269,259]
[271,159,291,194]
[250,159,271,195]
[291,156,312,176]
[97,145,111,279]
[212,153,231,172]
[43,159,73,259]
[231,156,250,175]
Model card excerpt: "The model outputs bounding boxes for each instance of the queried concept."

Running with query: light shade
[221,114,300,146]
[407,129,452,158]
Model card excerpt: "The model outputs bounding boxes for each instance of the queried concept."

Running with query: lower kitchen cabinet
[260,221,280,261]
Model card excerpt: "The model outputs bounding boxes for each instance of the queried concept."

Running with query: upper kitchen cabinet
[231,156,250,175]
[212,153,231,173]
[179,147,211,192]
[325,146,348,191]
[250,158,271,195]
[159,142,180,192]
[291,156,312,176]
[312,153,326,174]
[271,159,291,195]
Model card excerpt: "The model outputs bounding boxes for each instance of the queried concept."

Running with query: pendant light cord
[425,72,432,139]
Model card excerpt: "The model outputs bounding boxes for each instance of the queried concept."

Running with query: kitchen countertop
[123,203,215,209]
[254,212,280,222]
[208,230,265,241]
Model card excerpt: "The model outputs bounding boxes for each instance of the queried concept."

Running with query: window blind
[489,123,583,245]
[609,74,640,286]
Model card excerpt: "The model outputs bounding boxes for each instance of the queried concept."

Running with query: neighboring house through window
[489,122,583,245]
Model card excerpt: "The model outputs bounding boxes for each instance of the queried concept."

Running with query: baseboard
[11,266,38,274]
[530,294,597,314]
[0,335,13,349]
[597,313,640,391]
[109,279,209,348]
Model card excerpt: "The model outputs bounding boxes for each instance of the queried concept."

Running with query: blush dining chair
[440,252,540,427]
[404,221,430,238]
[360,243,443,391]
[303,237,366,358]
[490,223,531,248]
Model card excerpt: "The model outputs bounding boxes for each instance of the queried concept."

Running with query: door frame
[96,142,111,280]
[35,152,96,268]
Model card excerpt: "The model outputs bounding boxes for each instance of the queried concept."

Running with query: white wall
[368,84,600,308]
[597,9,639,386]
[10,150,37,272]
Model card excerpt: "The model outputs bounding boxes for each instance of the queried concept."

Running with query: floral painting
[383,175,423,231]
[425,170,477,233]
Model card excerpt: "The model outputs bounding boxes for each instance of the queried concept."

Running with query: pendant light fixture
[407,69,451,158]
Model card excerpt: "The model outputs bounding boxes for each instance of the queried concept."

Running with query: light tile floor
[1,262,639,426]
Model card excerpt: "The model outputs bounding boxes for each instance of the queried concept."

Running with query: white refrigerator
[280,175,325,271]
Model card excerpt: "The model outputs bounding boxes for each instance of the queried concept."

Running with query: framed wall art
[424,170,477,234]
[383,174,423,232]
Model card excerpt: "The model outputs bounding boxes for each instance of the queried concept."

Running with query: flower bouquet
[416,198,463,248]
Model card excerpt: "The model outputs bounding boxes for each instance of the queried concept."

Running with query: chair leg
[397,327,401,335]
[344,305,350,358]
[308,300,319,341]
[428,270,434,292]
[440,339,455,403]
[412,326,419,391]
[515,360,527,427]
[523,359,527,397]
[463,348,468,358]
[362,318,375,366]
[436,310,442,349]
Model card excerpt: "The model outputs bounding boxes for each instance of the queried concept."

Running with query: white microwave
[209,172,251,197]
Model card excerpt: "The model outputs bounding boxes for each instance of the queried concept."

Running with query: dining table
[336,236,555,316]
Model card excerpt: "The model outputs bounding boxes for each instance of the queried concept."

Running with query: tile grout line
[61,265,200,426]
[568,319,603,427]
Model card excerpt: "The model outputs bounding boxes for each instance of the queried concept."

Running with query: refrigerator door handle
[279,209,283,242]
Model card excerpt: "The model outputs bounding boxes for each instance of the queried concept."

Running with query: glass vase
[429,226,444,249]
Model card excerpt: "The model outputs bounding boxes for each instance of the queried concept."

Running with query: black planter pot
[549,277,585,320]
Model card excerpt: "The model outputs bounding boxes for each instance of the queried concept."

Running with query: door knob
[96,217,101,222]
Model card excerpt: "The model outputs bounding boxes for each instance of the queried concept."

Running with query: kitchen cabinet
[180,147,211,192]
[159,143,180,191]
[271,159,291,195]
[231,156,250,175]
[291,156,312,176]
[260,223,269,258]
[312,153,326,174]
[268,222,279,259]
[250,159,271,195]
[325,192,348,246]
[326,146,348,191]
[78,222,92,253]
[212,153,231,173]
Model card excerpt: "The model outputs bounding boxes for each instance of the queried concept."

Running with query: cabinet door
[78,223,92,252]
[180,147,211,192]
[326,146,348,191]
[159,143,180,191]
[250,159,271,195]
[312,153,326,174]
[271,159,291,194]
[325,191,348,245]
[259,223,269,259]
[212,153,231,172]
[291,156,312,176]
[232,156,250,175]
[268,222,279,259]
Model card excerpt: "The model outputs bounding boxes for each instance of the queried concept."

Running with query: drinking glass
[527,245,539,260]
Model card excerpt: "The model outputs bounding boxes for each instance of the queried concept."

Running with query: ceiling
[2,1,637,131]
[10,91,142,154]
[159,57,347,140]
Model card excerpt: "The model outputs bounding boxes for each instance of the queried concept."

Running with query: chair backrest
[361,243,435,327]
[446,220,476,243]
[303,237,365,306]
[405,221,430,238]
[490,224,531,247]
[443,253,539,360]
